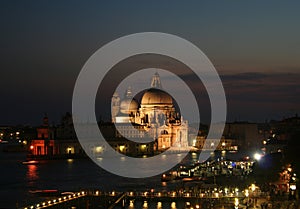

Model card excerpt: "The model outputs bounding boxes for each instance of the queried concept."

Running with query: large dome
[120,98,139,114]
[141,88,173,105]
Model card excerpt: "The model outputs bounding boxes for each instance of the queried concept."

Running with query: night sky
[1,1,300,125]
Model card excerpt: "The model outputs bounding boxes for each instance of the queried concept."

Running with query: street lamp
[245,189,249,207]
[251,184,256,192]
[289,183,297,200]
[245,189,249,197]
[253,153,262,161]
[234,198,239,209]
[290,184,296,191]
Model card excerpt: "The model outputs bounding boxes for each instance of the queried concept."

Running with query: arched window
[161,130,168,135]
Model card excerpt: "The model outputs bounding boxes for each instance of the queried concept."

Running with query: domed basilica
[112,73,188,151]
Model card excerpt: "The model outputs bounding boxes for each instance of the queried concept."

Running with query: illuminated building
[29,115,57,155]
[111,73,189,151]
[195,136,238,151]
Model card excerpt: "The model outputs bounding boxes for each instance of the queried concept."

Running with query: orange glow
[30,145,34,150]
[27,165,38,183]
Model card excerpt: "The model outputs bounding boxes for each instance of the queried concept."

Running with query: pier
[20,188,269,209]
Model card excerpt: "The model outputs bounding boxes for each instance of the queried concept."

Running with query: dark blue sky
[1,1,300,125]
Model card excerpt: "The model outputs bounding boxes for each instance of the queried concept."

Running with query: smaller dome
[120,98,138,114]
[141,88,173,105]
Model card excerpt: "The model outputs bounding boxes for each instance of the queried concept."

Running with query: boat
[29,189,59,196]
[22,160,39,165]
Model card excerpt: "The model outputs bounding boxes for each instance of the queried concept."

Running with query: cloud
[218,71,300,120]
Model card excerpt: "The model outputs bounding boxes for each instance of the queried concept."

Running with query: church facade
[111,73,189,151]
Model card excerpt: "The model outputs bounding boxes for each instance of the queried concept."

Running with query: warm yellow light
[251,184,256,192]
[245,189,249,197]
[222,142,226,146]
[95,191,99,195]
[234,198,239,207]
[290,184,297,190]
[95,146,103,153]
[119,145,125,152]
[129,200,134,207]
[67,147,73,154]
[157,201,162,208]
[288,167,292,172]
[171,202,176,209]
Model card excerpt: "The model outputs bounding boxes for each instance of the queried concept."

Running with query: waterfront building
[28,73,189,158]
[29,115,57,155]
[111,72,189,151]
[29,115,83,157]
[223,122,261,150]
[195,135,238,151]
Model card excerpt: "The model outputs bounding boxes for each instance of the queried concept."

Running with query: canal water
[0,151,195,208]
[0,147,242,209]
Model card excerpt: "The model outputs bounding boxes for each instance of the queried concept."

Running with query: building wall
[223,123,260,149]
[30,139,57,155]
[195,136,238,151]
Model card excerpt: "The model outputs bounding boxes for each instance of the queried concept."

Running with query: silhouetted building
[223,122,260,150]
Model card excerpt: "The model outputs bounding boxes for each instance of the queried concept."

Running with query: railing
[21,188,266,209]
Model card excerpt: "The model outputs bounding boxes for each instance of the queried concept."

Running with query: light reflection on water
[26,164,38,185]
[0,151,239,208]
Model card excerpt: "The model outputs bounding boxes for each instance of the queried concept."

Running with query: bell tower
[111,92,120,122]
[151,72,162,89]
